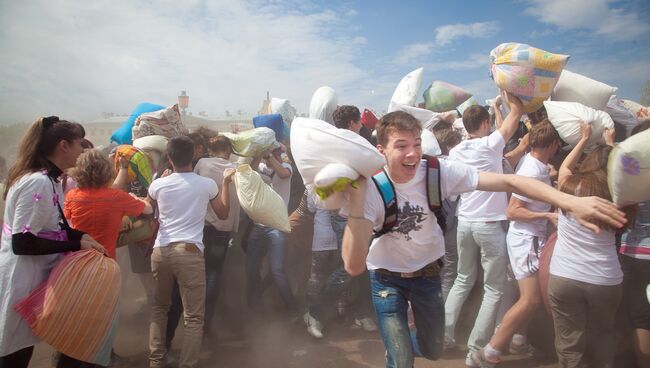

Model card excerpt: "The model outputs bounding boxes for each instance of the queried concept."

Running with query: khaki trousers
[548,275,622,368]
[149,243,206,368]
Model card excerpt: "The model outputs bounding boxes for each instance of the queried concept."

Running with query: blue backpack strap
[423,154,446,233]
[371,168,398,236]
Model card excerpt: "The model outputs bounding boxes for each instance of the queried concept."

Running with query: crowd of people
[0,90,648,368]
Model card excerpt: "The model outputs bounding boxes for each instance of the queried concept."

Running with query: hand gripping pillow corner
[290,118,386,185]
[490,42,569,113]
[607,128,650,207]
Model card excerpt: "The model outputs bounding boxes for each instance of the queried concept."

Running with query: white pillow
[388,100,442,130]
[290,118,385,185]
[234,164,290,232]
[389,67,424,109]
[132,135,168,154]
[421,129,442,156]
[544,101,614,148]
[309,86,338,124]
[607,128,650,206]
[552,70,617,111]
[221,127,279,157]
[271,97,297,124]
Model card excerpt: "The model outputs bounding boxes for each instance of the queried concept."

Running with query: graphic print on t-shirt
[389,201,426,241]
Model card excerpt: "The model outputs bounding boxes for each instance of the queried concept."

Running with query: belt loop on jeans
[375,258,443,278]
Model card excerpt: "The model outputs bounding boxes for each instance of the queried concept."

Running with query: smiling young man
[341,110,626,368]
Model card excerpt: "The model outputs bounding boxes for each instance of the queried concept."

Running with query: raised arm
[210,168,235,220]
[112,156,130,190]
[478,172,625,233]
[496,92,524,143]
[558,121,590,189]
[504,133,530,169]
[341,177,373,276]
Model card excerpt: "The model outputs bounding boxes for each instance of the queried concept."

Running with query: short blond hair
[70,149,115,188]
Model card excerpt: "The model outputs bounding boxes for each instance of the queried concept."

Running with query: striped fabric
[14,249,121,366]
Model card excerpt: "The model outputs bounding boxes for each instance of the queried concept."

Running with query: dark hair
[462,105,490,133]
[333,105,361,130]
[192,126,219,141]
[376,111,421,147]
[433,128,462,155]
[187,132,207,155]
[167,136,195,168]
[529,119,560,149]
[4,116,85,199]
[208,135,232,155]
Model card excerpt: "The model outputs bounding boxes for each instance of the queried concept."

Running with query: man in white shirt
[341,110,625,368]
[148,136,234,368]
[246,145,295,313]
[444,95,525,364]
[472,121,560,366]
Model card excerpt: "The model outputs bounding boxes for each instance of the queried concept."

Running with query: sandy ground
[28,244,562,368]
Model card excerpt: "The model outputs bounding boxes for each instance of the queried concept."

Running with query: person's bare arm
[112,156,129,189]
[342,177,373,276]
[507,196,557,226]
[603,127,616,147]
[558,122,591,189]
[492,96,504,129]
[264,155,291,179]
[210,168,235,220]
[496,92,524,143]
[478,172,626,233]
[504,133,529,168]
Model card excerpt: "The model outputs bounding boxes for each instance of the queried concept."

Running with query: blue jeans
[246,224,295,310]
[370,270,444,368]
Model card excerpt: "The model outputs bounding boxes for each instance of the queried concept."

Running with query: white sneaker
[355,317,378,332]
[303,312,324,339]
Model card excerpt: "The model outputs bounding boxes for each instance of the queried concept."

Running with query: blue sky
[0,0,648,124]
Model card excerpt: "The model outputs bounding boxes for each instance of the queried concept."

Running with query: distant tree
[641,80,650,106]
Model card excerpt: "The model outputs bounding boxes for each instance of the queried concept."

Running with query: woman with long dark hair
[0,117,105,368]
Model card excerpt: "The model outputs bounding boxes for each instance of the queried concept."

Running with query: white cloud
[434,22,500,46]
[394,22,499,65]
[0,0,369,124]
[524,0,649,41]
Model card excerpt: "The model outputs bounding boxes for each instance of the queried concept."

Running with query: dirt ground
[27,244,561,368]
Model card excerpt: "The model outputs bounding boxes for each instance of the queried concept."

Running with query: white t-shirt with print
[508,153,552,237]
[449,130,507,221]
[149,172,218,252]
[550,211,622,286]
[194,157,240,232]
[259,161,292,209]
[341,159,478,272]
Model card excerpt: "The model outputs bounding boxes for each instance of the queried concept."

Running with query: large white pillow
[388,100,442,130]
[544,101,614,148]
[389,67,424,109]
[290,118,385,185]
[234,164,290,232]
[552,70,617,111]
[422,129,442,156]
[309,86,338,124]
[607,128,650,206]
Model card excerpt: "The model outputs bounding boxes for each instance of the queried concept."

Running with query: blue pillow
[253,114,284,141]
[110,102,164,145]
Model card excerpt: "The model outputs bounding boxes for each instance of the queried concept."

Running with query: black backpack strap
[423,155,446,233]
[370,168,398,237]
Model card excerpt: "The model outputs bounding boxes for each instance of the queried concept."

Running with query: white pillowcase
[552,70,617,111]
[544,101,614,148]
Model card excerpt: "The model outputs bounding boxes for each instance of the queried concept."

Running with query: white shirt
[307,194,338,251]
[149,172,218,251]
[550,211,622,286]
[259,161,292,209]
[194,157,240,232]
[449,130,508,221]
[341,159,478,272]
[508,153,552,237]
